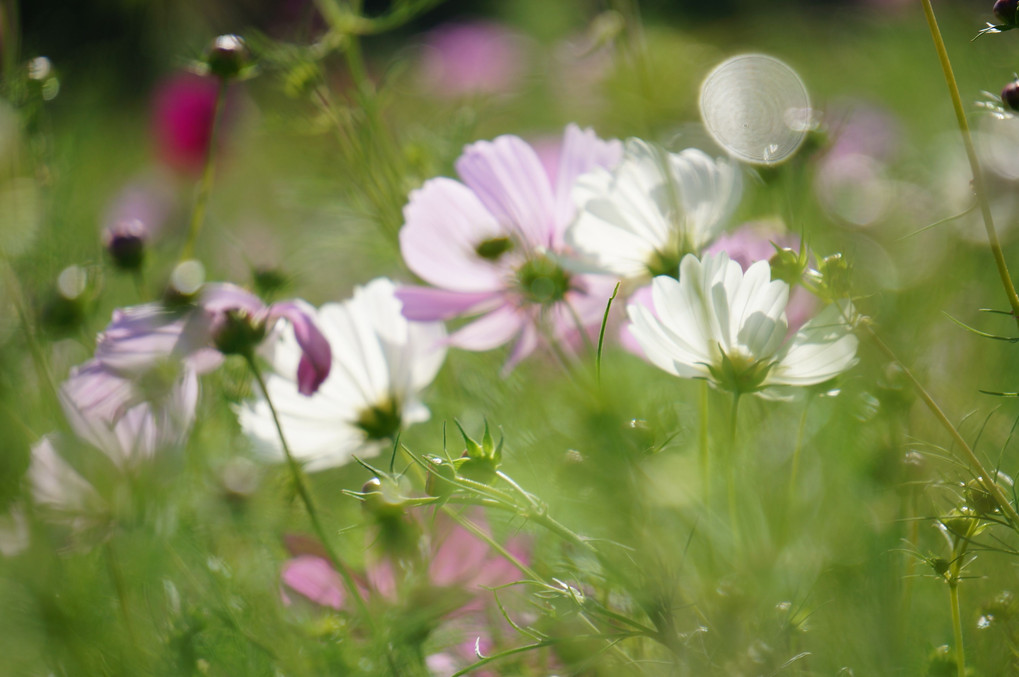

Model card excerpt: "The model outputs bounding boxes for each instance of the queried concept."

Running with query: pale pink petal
[448,305,524,352]
[552,124,623,243]
[396,286,499,322]
[400,177,508,293]
[281,556,345,610]
[455,135,556,248]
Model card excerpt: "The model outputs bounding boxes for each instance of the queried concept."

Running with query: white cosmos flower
[627,252,858,396]
[238,278,446,472]
[567,138,742,279]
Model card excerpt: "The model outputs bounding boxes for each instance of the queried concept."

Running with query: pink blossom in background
[151,73,223,173]
[417,21,526,98]
[281,509,529,675]
[397,124,622,370]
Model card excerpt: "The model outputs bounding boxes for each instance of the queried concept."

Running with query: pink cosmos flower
[397,124,622,370]
[417,21,526,98]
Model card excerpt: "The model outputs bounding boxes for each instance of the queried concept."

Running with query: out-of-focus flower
[101,175,174,271]
[567,138,742,280]
[58,359,198,468]
[417,21,526,98]
[398,124,622,370]
[238,278,445,472]
[282,508,527,675]
[628,252,858,397]
[95,283,331,398]
[150,73,222,173]
[28,435,105,526]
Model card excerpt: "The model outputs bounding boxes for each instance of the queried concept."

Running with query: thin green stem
[180,79,228,261]
[786,399,810,510]
[863,323,1019,526]
[104,539,139,648]
[728,392,742,541]
[243,355,374,628]
[949,580,966,677]
[921,0,1019,329]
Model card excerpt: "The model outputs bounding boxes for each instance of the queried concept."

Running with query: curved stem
[921,0,1019,328]
[180,79,228,261]
[243,355,374,628]
[863,323,1019,526]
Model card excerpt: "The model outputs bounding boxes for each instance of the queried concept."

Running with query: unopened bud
[103,219,147,271]
[204,35,250,80]
[1002,80,1019,112]
[995,0,1019,25]
[768,247,805,286]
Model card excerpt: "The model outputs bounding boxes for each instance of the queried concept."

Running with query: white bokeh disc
[699,54,811,165]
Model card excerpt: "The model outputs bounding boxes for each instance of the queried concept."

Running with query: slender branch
[180,79,228,261]
[243,355,374,628]
[921,0,1019,329]
[949,580,966,677]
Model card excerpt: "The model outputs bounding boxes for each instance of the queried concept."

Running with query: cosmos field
[5,0,1019,674]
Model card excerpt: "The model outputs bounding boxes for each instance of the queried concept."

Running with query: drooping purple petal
[268,300,332,396]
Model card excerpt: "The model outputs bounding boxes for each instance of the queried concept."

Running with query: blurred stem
[0,0,20,86]
[949,580,966,677]
[921,0,1019,330]
[243,355,375,631]
[786,399,810,511]
[104,540,138,647]
[699,381,709,503]
[862,322,1019,526]
[727,392,742,541]
[2,258,60,417]
[180,78,228,262]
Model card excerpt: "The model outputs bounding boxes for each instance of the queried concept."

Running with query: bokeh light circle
[699,54,811,165]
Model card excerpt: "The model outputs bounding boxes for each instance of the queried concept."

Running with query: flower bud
[204,35,250,80]
[103,219,147,271]
[817,252,851,301]
[768,247,806,286]
[424,455,457,499]
[1003,80,1019,113]
[211,309,267,357]
[995,0,1019,25]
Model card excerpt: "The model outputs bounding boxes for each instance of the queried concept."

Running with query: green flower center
[707,347,775,395]
[646,247,683,279]
[355,398,402,441]
[475,236,514,261]
[515,255,571,305]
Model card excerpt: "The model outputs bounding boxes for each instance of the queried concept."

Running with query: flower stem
[180,79,228,262]
[921,0,1019,329]
[243,355,374,628]
[949,580,966,677]
[728,392,742,541]
[786,399,810,512]
[862,322,1019,526]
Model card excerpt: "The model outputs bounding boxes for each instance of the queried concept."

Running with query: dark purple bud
[995,0,1019,25]
[103,219,147,271]
[1003,80,1019,112]
[204,35,250,80]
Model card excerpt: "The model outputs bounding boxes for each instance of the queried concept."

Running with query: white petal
[769,302,859,386]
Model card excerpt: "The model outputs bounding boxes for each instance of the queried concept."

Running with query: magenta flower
[397,124,622,369]
[417,21,526,98]
[150,73,223,173]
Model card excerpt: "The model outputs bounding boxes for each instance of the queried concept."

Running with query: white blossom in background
[627,252,858,397]
[238,278,446,472]
[567,138,742,280]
